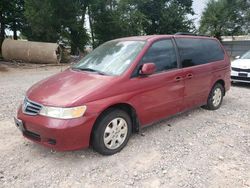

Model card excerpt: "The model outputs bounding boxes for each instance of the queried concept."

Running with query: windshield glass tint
[73,40,145,76]
[241,50,250,59]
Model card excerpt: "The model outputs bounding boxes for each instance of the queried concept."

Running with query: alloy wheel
[212,88,222,107]
[103,118,128,150]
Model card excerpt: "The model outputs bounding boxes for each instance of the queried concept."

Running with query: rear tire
[92,109,132,155]
[203,83,224,110]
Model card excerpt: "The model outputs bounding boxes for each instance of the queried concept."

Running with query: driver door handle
[175,76,183,82]
[186,73,193,79]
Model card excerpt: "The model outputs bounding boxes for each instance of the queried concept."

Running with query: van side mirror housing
[140,63,156,76]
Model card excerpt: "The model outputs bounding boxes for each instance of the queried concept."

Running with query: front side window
[142,39,177,72]
[73,40,145,76]
[176,38,225,68]
[140,39,177,73]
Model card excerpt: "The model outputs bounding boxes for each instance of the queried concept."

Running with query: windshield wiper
[72,67,107,75]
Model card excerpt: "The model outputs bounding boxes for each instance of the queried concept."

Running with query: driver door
[129,39,185,126]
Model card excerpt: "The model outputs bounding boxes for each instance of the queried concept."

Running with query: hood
[26,69,116,107]
[231,59,250,69]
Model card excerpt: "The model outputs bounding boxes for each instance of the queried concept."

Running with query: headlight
[39,105,87,119]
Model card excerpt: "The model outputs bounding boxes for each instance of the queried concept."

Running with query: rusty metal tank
[1,39,62,64]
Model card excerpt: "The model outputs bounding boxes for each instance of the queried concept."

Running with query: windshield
[73,40,146,76]
[241,50,250,59]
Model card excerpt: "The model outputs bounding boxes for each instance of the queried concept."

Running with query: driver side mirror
[139,63,156,76]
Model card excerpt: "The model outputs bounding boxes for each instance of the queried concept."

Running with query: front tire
[92,109,132,155]
[203,83,224,110]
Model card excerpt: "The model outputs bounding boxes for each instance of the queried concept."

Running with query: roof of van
[114,34,214,42]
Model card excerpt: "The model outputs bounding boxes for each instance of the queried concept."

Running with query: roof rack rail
[175,32,210,37]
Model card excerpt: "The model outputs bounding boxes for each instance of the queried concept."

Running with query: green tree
[89,0,125,47]
[24,0,89,54]
[136,0,194,34]
[118,0,147,36]
[23,0,59,42]
[0,0,25,49]
[199,0,250,39]
[0,1,9,47]
[2,0,196,54]
[89,0,194,47]
[52,0,89,54]
[7,0,25,40]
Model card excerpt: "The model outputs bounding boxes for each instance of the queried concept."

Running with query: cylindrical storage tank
[1,39,62,64]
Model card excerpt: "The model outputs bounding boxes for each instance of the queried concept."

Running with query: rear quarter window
[176,38,225,68]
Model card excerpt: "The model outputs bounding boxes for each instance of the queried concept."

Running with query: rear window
[176,38,225,68]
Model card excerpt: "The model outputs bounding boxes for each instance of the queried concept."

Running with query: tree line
[200,0,250,40]
[0,0,249,54]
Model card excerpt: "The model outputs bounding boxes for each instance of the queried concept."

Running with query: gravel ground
[0,62,250,188]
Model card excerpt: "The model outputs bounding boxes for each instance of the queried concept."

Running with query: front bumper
[16,106,97,151]
[231,70,250,83]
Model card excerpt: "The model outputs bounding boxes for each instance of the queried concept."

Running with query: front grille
[23,98,42,115]
[231,76,250,82]
[232,67,250,73]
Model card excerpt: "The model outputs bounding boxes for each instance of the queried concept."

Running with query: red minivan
[15,34,231,155]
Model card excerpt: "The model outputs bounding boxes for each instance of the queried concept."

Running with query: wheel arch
[213,79,225,95]
[90,103,140,145]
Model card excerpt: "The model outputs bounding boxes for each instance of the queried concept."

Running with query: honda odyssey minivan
[15,34,231,155]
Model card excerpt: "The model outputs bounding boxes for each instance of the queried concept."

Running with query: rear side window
[141,39,177,73]
[176,38,224,68]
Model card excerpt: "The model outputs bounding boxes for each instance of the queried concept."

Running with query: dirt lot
[0,62,250,188]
